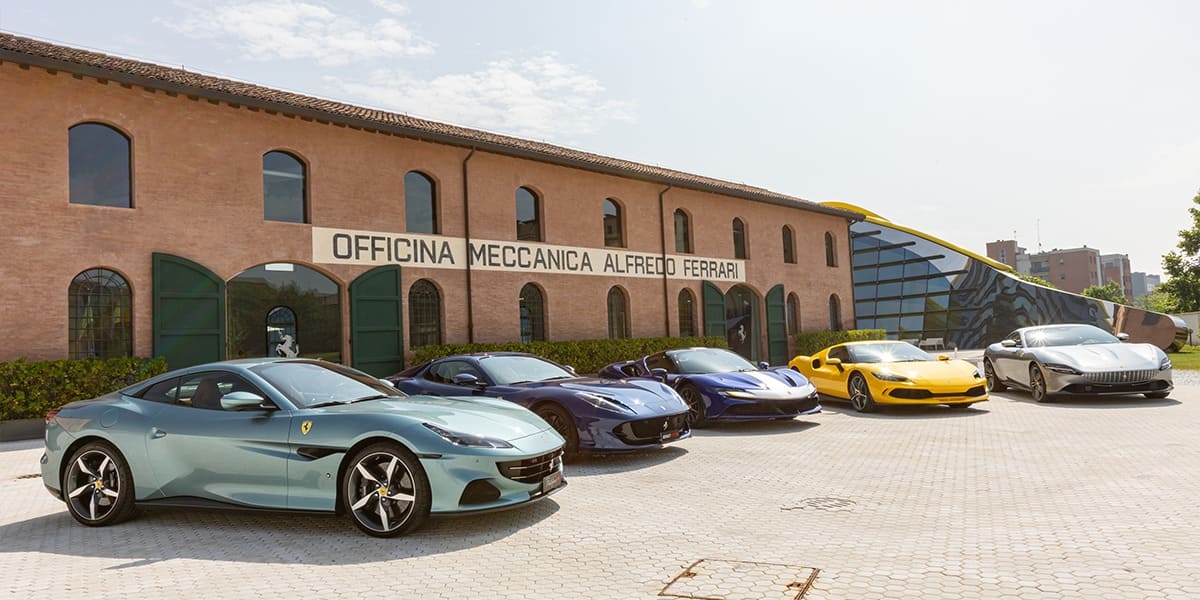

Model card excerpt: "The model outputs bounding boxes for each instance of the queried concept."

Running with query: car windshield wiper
[307,399,349,409]
[543,375,573,380]
[506,380,532,385]
[347,394,391,404]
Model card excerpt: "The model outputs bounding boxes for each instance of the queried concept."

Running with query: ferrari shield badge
[300,421,312,435]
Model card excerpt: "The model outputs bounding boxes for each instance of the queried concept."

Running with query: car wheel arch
[333,435,421,516]
[58,435,125,497]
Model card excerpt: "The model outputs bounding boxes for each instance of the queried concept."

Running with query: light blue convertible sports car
[41,358,565,537]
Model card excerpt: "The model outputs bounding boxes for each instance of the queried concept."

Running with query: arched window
[733,218,748,259]
[787,293,800,335]
[519,283,546,342]
[69,268,132,359]
[607,287,630,339]
[266,306,298,356]
[678,289,697,337]
[409,279,442,347]
[782,226,796,264]
[263,151,306,223]
[69,123,131,208]
[674,209,692,253]
[405,171,438,234]
[825,232,837,267]
[829,294,842,331]
[516,187,541,241]
[602,198,624,247]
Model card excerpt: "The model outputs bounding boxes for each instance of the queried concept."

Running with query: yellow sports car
[788,341,988,412]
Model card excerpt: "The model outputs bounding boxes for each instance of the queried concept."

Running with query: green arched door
[350,266,405,377]
[152,253,225,369]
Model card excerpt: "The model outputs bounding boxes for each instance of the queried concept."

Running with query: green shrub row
[791,329,888,357]
[411,336,729,375]
[0,357,169,421]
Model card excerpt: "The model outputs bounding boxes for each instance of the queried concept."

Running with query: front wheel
[1029,365,1050,403]
[342,442,431,537]
[535,403,580,460]
[63,441,136,527]
[984,359,1006,392]
[678,384,708,428]
[847,373,877,413]
[1144,391,1170,399]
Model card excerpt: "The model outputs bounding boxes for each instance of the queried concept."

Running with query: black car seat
[191,379,222,410]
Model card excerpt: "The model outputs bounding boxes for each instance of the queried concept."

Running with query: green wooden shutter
[766,284,787,366]
[702,281,725,338]
[350,266,405,377]
[153,253,225,369]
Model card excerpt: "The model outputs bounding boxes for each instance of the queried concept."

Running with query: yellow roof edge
[822,201,1016,273]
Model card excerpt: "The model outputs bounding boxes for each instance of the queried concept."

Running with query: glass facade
[227,263,340,361]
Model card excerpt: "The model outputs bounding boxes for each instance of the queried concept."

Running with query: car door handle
[150,428,167,439]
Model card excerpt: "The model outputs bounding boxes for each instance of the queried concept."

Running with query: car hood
[526,378,688,415]
[692,369,815,397]
[1035,343,1163,371]
[315,395,552,441]
[866,359,981,381]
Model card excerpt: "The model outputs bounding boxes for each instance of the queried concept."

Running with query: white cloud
[331,54,636,141]
[163,0,433,65]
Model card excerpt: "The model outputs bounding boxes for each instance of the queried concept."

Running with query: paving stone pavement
[1,384,1198,599]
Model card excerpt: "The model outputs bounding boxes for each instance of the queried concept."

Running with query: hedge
[791,329,888,357]
[411,336,729,375]
[0,357,168,421]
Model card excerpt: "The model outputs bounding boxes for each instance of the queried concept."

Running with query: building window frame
[825,232,838,267]
[263,150,308,223]
[733,218,748,259]
[607,286,631,339]
[519,283,546,342]
[408,279,443,347]
[69,267,133,359]
[829,294,842,331]
[678,288,697,337]
[404,171,439,234]
[516,186,542,242]
[673,208,693,254]
[787,293,800,335]
[782,225,796,264]
[69,122,132,208]
[602,198,625,248]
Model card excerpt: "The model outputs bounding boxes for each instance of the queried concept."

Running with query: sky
[4,0,1198,275]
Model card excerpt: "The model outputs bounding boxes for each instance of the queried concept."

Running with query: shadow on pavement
[993,391,1182,409]
[819,402,991,420]
[568,445,688,477]
[690,418,820,437]
[0,496,560,565]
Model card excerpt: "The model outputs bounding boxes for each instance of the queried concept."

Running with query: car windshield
[251,361,405,408]
[478,355,574,385]
[848,343,933,364]
[1024,325,1119,348]
[668,348,756,374]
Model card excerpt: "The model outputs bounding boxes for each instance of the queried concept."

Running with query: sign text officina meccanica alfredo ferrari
[312,227,745,282]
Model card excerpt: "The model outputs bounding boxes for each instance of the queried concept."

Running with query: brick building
[0,33,860,375]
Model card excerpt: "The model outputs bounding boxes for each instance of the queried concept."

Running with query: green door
[702,281,725,338]
[766,284,787,366]
[152,253,225,369]
[350,265,405,377]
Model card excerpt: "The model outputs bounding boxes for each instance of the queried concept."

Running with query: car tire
[1029,365,1051,403]
[983,359,1006,392]
[1144,391,1170,399]
[342,442,431,538]
[847,373,877,413]
[946,403,973,410]
[534,403,580,461]
[677,384,709,429]
[62,441,136,527]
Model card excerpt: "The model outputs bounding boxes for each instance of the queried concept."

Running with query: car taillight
[45,408,61,424]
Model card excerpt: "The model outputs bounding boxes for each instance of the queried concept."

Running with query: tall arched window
[607,287,630,339]
[678,289,697,337]
[602,198,624,247]
[782,226,796,264]
[516,187,541,241]
[732,218,748,259]
[69,268,132,359]
[825,232,837,267]
[408,279,442,347]
[519,283,546,342]
[405,171,438,234]
[829,294,842,331]
[787,293,800,335]
[263,151,306,223]
[266,306,298,356]
[69,123,131,208]
[674,209,692,253]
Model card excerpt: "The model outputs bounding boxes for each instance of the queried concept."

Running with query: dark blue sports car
[600,347,821,427]
[388,353,689,458]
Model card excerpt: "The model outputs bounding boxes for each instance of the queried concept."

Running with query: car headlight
[1043,363,1081,375]
[870,371,908,382]
[423,423,513,448]
[574,391,636,414]
[972,369,983,379]
[1159,356,1172,371]
[717,388,758,399]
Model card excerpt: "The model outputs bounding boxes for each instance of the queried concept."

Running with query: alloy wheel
[65,449,123,523]
[1030,366,1048,403]
[346,451,418,535]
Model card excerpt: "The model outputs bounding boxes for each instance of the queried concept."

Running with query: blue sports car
[600,347,821,427]
[41,358,565,537]
[388,352,690,458]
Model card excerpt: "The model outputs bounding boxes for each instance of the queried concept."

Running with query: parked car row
[39,323,1172,537]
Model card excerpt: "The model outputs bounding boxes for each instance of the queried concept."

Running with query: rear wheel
[534,403,579,460]
[983,359,1006,392]
[848,373,877,413]
[1029,365,1050,403]
[342,442,430,537]
[63,441,136,527]
[678,384,708,428]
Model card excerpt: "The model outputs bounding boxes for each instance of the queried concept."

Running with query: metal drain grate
[660,559,819,599]
[781,497,856,512]
[13,473,40,480]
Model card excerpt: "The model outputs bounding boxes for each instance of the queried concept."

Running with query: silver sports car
[983,324,1173,402]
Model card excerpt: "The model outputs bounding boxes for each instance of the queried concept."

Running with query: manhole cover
[13,473,40,480]
[660,559,819,599]
[781,497,855,512]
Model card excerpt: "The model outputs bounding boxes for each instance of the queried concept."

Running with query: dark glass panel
[902,279,928,296]
[263,151,306,223]
[69,123,131,208]
[674,210,692,253]
[603,199,623,247]
[409,279,442,347]
[678,289,696,337]
[733,219,747,259]
[227,263,340,361]
[855,284,877,300]
[68,268,133,359]
[405,172,437,234]
[782,226,796,263]
[519,284,546,342]
[607,287,630,338]
[856,300,876,317]
[516,187,541,241]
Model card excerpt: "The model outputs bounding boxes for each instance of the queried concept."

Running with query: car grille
[1083,370,1156,384]
[724,396,820,416]
[497,450,562,484]
[890,385,986,400]
[614,413,689,445]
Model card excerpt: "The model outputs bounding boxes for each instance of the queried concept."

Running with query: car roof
[1014,323,1098,333]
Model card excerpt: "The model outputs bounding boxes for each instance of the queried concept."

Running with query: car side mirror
[650,368,669,382]
[757,361,770,370]
[1000,340,1018,348]
[452,373,484,387]
[937,354,950,361]
[826,358,842,367]
[221,391,270,411]
[378,378,396,387]
[564,365,577,375]
[1116,332,1130,342]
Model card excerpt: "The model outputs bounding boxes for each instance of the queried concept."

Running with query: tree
[1159,190,1200,312]
[1015,273,1056,288]
[1134,289,1178,314]
[1082,281,1127,303]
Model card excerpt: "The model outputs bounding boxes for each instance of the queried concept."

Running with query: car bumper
[424,428,566,515]
[875,382,989,406]
[1043,370,1173,396]
[710,394,822,421]
[580,411,692,452]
